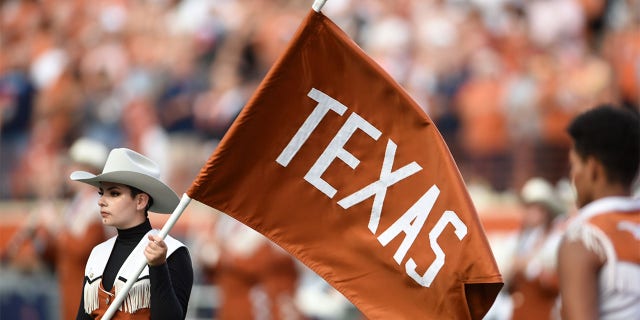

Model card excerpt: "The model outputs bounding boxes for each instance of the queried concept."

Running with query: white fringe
[565,222,619,286]
[83,280,101,314]
[565,223,608,261]
[114,279,151,313]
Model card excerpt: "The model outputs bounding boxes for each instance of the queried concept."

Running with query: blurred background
[0,0,638,319]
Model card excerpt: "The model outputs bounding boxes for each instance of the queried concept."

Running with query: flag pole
[312,0,327,12]
[102,193,192,320]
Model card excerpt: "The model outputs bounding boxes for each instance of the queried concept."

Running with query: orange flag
[188,10,503,319]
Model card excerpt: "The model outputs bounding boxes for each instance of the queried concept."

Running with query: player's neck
[593,183,631,201]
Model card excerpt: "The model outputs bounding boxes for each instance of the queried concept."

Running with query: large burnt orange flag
[188,10,503,319]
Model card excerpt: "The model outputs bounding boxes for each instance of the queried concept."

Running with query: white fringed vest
[83,230,185,314]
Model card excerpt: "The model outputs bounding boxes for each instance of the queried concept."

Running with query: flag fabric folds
[188,10,503,319]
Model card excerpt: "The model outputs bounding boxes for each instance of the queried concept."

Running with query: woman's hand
[145,234,167,266]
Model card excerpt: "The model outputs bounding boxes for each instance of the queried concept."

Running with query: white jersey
[564,197,640,319]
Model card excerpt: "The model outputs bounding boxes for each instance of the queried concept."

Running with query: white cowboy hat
[69,137,109,170]
[521,177,565,218]
[70,148,179,214]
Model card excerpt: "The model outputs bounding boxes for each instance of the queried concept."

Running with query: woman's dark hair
[567,105,640,186]
[130,186,154,216]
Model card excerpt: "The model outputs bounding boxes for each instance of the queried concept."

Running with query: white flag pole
[102,193,192,320]
[312,0,327,12]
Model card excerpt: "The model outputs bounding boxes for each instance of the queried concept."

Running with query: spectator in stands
[456,47,511,191]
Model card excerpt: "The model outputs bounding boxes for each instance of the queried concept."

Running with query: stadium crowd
[0,0,638,319]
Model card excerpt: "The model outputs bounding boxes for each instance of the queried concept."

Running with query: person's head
[520,177,564,229]
[66,137,109,191]
[567,105,640,208]
[70,148,179,228]
[97,182,153,228]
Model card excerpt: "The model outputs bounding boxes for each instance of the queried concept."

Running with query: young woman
[72,148,193,319]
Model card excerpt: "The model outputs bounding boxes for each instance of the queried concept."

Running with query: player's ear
[585,156,603,184]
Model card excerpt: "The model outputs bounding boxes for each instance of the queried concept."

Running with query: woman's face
[98,182,147,229]
[522,203,549,229]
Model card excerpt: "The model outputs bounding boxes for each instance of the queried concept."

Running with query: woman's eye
[111,191,120,197]
[98,191,104,196]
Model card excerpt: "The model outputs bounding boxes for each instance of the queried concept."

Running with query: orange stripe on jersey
[589,210,640,264]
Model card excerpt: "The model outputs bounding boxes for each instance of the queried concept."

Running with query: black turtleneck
[103,219,151,291]
[76,219,193,320]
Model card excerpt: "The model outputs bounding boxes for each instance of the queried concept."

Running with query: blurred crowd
[1,0,638,319]
[2,0,639,200]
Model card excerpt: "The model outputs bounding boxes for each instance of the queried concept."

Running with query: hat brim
[70,171,179,214]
